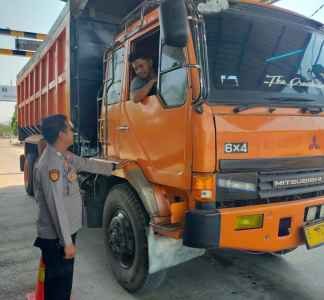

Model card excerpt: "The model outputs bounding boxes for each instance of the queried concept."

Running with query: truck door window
[106,47,125,105]
[160,45,187,107]
[128,31,160,100]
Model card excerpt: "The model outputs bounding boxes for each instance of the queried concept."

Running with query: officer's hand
[115,160,130,170]
[64,244,76,259]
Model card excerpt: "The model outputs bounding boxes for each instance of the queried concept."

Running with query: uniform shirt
[34,145,114,246]
[130,76,157,95]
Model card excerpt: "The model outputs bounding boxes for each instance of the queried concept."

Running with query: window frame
[126,26,190,109]
[104,46,125,106]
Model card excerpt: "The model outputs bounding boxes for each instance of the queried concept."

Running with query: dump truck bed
[16,1,121,147]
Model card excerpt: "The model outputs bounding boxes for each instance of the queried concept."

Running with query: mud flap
[147,227,206,274]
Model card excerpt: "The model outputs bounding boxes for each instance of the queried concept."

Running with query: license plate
[304,220,324,249]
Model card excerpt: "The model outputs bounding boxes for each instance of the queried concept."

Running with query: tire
[273,248,297,255]
[24,154,36,196]
[103,183,166,293]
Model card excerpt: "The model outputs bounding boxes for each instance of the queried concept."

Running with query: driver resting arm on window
[129,52,157,103]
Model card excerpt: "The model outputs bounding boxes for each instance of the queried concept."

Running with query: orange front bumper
[218,197,324,252]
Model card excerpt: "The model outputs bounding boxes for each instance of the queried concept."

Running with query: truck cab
[97,0,324,290]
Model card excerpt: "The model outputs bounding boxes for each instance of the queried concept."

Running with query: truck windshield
[204,5,324,106]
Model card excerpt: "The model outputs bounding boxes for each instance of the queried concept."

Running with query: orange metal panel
[58,30,66,75]
[58,82,66,115]
[23,81,25,102]
[21,107,24,127]
[41,95,47,117]
[18,109,21,127]
[48,89,56,115]
[170,202,187,224]
[25,77,28,101]
[35,98,40,124]
[17,85,20,105]
[41,57,47,89]
[45,53,50,118]
[192,104,216,173]
[30,71,34,96]
[26,103,30,127]
[31,101,35,126]
[54,39,59,116]
[18,83,21,105]
[49,47,55,83]
[35,64,40,92]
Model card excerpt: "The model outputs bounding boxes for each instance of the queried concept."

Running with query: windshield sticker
[265,49,305,63]
[264,75,324,90]
[198,0,229,14]
[221,75,239,87]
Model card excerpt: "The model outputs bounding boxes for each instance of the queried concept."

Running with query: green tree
[0,123,11,136]
[10,107,18,136]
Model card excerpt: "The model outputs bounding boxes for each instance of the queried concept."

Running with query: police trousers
[34,234,77,300]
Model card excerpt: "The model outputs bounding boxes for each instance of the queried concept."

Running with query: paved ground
[0,137,324,300]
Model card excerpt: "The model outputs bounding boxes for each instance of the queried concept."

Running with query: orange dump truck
[17,0,324,293]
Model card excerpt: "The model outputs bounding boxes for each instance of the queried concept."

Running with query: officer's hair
[128,51,151,64]
[41,114,68,145]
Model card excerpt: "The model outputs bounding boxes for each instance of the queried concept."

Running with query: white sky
[0,0,65,124]
[0,0,324,124]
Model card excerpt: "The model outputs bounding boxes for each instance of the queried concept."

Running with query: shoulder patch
[49,169,60,182]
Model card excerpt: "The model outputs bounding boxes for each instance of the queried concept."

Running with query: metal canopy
[62,0,280,19]
[62,0,144,20]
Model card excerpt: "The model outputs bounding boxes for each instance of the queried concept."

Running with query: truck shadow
[77,226,319,300]
[142,249,316,300]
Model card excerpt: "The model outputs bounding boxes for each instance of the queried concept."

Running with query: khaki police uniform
[33,144,114,300]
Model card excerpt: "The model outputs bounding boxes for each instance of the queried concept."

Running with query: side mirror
[160,0,189,48]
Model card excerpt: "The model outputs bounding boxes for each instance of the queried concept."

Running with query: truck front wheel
[103,183,165,293]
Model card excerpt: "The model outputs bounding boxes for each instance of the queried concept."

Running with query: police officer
[33,114,123,300]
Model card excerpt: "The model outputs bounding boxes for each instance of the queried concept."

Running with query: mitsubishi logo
[309,136,320,150]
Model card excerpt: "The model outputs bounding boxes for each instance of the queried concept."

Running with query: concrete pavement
[0,137,323,300]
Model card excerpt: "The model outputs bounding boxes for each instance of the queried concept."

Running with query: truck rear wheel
[24,154,36,196]
[103,183,165,293]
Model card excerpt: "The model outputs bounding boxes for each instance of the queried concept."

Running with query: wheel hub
[107,210,135,269]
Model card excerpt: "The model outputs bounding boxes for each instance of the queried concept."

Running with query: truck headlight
[218,178,256,192]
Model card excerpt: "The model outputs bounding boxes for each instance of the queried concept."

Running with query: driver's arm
[130,79,157,103]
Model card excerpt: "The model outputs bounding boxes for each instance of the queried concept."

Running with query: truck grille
[258,170,324,199]
[217,157,324,208]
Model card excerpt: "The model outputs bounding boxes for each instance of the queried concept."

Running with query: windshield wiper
[234,98,324,114]
[233,103,277,113]
[266,97,324,114]
[265,96,316,102]
[301,106,323,114]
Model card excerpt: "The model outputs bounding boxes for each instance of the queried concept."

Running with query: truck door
[119,31,192,189]
[102,47,125,158]
[87,46,125,228]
